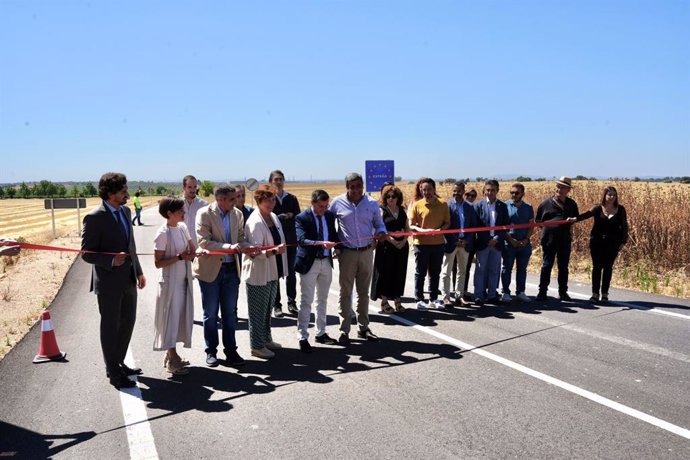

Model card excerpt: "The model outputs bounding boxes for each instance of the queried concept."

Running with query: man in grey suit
[82,172,146,390]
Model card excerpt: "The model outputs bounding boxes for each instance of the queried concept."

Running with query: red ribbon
[12,219,570,256]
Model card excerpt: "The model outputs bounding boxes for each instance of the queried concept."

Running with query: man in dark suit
[81,172,146,390]
[441,181,479,307]
[473,179,510,305]
[294,190,339,353]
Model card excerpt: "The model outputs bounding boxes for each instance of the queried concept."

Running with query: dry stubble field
[0,181,688,359]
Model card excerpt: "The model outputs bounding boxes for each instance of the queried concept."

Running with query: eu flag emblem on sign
[365,160,395,193]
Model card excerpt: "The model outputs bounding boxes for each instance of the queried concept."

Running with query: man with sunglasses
[535,176,579,301]
[501,183,535,302]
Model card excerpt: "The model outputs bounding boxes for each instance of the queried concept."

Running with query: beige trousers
[337,247,374,334]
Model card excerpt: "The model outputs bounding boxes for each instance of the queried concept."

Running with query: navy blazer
[81,202,143,294]
[444,200,479,253]
[473,199,510,250]
[294,209,339,275]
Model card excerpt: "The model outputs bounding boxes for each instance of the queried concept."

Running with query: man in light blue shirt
[501,183,535,302]
[329,173,387,344]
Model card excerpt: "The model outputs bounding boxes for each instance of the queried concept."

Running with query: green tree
[19,182,31,198]
[199,180,215,197]
[154,184,169,195]
[6,187,16,198]
[83,183,97,197]
[0,185,4,198]
[394,176,402,182]
[56,184,67,197]
[70,184,80,197]
[516,176,532,182]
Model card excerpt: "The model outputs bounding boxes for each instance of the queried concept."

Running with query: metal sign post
[44,198,87,239]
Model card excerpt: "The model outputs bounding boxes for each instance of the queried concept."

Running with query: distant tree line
[0,180,184,199]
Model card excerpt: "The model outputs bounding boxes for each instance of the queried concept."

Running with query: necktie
[116,209,129,241]
[316,215,324,241]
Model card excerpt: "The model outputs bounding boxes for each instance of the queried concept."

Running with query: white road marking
[120,349,159,460]
[511,311,690,363]
[328,288,690,440]
[525,282,690,320]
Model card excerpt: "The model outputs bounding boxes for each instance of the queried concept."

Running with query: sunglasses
[510,191,522,195]
[465,194,476,198]
[386,194,397,199]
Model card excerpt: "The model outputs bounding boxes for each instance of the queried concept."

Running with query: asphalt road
[1,207,689,459]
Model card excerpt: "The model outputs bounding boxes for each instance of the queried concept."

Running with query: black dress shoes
[357,328,379,342]
[299,339,313,353]
[225,350,246,366]
[287,302,299,316]
[559,292,572,301]
[120,363,143,376]
[315,333,338,345]
[109,374,136,390]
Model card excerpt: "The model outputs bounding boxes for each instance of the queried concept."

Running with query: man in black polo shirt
[535,176,579,301]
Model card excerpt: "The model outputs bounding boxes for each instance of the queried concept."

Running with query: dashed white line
[120,349,159,460]
[525,282,690,320]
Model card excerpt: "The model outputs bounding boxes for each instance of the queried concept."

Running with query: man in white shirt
[182,175,208,246]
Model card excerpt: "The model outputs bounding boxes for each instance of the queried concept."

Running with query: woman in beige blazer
[242,185,287,359]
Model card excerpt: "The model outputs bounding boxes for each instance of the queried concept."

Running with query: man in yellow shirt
[132,191,143,226]
[409,178,450,310]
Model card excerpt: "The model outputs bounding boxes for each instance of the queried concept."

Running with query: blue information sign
[365,160,395,193]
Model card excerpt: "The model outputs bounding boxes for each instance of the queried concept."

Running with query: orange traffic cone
[33,311,67,363]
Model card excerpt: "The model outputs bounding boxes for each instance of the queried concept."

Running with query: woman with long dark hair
[371,184,409,313]
[576,186,629,303]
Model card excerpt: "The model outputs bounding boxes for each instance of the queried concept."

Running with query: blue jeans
[474,246,502,300]
[539,240,572,295]
[501,244,532,295]
[199,264,239,355]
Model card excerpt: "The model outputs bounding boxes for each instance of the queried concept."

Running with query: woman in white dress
[153,197,196,375]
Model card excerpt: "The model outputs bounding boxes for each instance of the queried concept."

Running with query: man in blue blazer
[81,172,146,390]
[441,181,479,307]
[294,189,340,353]
[473,180,510,304]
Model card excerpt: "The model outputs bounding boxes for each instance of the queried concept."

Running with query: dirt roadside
[0,234,80,359]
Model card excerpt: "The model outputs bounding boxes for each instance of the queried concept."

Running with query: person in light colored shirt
[182,175,208,246]
[329,173,387,344]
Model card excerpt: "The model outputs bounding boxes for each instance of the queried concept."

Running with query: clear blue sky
[1,0,688,183]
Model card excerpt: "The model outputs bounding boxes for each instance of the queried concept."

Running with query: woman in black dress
[371,184,409,313]
[576,186,629,303]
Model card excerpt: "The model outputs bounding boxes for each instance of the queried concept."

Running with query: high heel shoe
[164,355,190,368]
[166,356,189,375]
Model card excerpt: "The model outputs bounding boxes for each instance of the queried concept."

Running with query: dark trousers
[539,240,572,294]
[97,283,137,375]
[464,249,476,294]
[414,244,445,301]
[274,245,297,307]
[590,240,620,295]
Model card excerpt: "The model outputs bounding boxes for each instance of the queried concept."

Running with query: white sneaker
[265,341,282,350]
[251,347,275,359]
[416,300,428,311]
[432,299,445,309]
[501,293,512,302]
[516,292,531,302]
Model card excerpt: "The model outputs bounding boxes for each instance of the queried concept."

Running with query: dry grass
[277,180,689,298]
